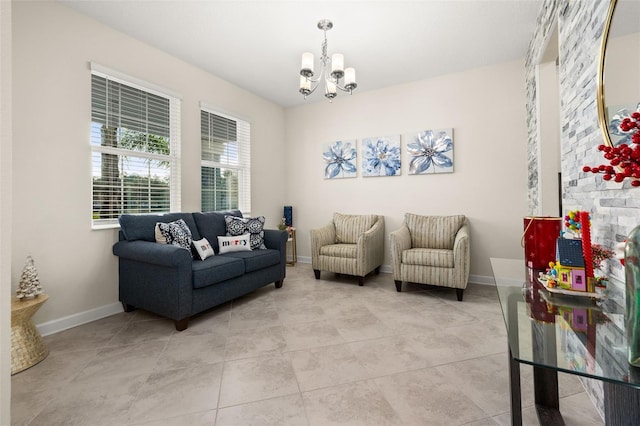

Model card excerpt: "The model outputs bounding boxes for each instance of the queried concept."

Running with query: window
[200,107,250,213]
[91,66,181,227]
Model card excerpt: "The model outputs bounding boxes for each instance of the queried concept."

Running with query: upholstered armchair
[311,213,385,286]
[390,213,470,300]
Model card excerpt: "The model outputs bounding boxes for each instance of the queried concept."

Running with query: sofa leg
[275,280,283,289]
[456,289,464,302]
[314,269,321,280]
[358,276,364,286]
[374,266,381,275]
[122,302,136,312]
[394,280,402,292]
[175,318,189,331]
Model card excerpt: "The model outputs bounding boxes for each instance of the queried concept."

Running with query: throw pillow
[157,219,193,255]
[192,238,215,260]
[154,223,167,244]
[225,215,267,250]
[218,234,252,254]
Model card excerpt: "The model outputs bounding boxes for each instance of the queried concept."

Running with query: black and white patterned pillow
[157,219,193,255]
[224,215,266,250]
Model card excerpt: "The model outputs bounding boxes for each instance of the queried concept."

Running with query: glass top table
[490,257,640,425]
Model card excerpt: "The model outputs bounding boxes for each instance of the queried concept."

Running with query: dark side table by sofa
[11,294,49,374]
[491,258,640,425]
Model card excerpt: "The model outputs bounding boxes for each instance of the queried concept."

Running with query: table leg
[533,365,564,425]
[604,381,640,425]
[509,346,523,426]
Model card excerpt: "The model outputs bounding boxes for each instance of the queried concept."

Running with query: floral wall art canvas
[405,128,454,175]
[322,139,357,179]
[361,135,401,177]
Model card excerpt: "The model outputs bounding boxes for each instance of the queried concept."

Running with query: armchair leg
[175,317,189,331]
[395,280,402,292]
[314,269,321,280]
[358,276,364,286]
[275,280,283,289]
[456,289,464,302]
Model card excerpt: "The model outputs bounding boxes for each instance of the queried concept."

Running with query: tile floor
[12,264,604,425]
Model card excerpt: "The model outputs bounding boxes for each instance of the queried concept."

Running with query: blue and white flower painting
[322,140,357,179]
[406,129,454,175]
[361,135,401,177]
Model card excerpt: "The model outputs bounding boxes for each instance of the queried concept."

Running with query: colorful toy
[564,210,591,235]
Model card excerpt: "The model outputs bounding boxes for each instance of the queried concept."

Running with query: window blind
[91,72,181,227]
[200,109,251,214]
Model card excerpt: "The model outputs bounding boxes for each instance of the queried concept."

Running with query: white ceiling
[58,0,544,108]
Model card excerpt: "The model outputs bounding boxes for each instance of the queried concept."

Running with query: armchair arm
[356,216,385,275]
[113,240,192,267]
[389,224,411,280]
[453,222,470,287]
[310,222,336,269]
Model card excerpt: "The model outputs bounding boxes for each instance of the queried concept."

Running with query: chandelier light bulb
[344,68,357,91]
[325,80,337,101]
[331,53,344,79]
[300,52,314,78]
[299,76,311,96]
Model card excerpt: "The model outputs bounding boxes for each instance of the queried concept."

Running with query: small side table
[286,228,297,266]
[11,294,49,375]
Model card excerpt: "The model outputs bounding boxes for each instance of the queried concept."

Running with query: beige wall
[1,0,12,422]
[604,32,640,108]
[284,60,529,279]
[11,1,286,325]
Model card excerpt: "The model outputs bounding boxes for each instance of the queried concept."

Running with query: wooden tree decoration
[16,256,43,300]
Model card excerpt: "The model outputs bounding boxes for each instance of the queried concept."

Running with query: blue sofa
[112,210,287,331]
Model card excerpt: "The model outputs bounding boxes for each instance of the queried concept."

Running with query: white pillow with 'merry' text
[218,234,251,254]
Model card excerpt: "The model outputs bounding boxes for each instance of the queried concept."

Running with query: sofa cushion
[193,209,242,253]
[192,255,245,288]
[119,213,200,242]
[333,213,376,244]
[224,249,281,273]
[225,215,267,250]
[405,214,465,250]
[320,244,357,259]
[402,248,454,268]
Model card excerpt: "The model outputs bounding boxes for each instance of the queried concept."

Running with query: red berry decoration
[584,109,640,187]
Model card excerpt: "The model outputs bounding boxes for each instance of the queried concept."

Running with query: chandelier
[299,19,357,102]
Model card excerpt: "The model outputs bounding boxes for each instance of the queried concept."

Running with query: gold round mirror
[597,0,640,148]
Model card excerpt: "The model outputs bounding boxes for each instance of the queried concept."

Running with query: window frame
[90,63,181,229]
[200,105,251,214]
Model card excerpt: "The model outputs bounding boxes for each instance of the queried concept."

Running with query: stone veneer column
[526,0,636,280]
[524,0,640,419]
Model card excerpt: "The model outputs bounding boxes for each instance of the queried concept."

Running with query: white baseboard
[295,256,495,286]
[37,302,123,337]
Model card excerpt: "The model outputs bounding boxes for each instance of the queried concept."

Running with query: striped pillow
[405,214,465,250]
[333,213,376,244]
